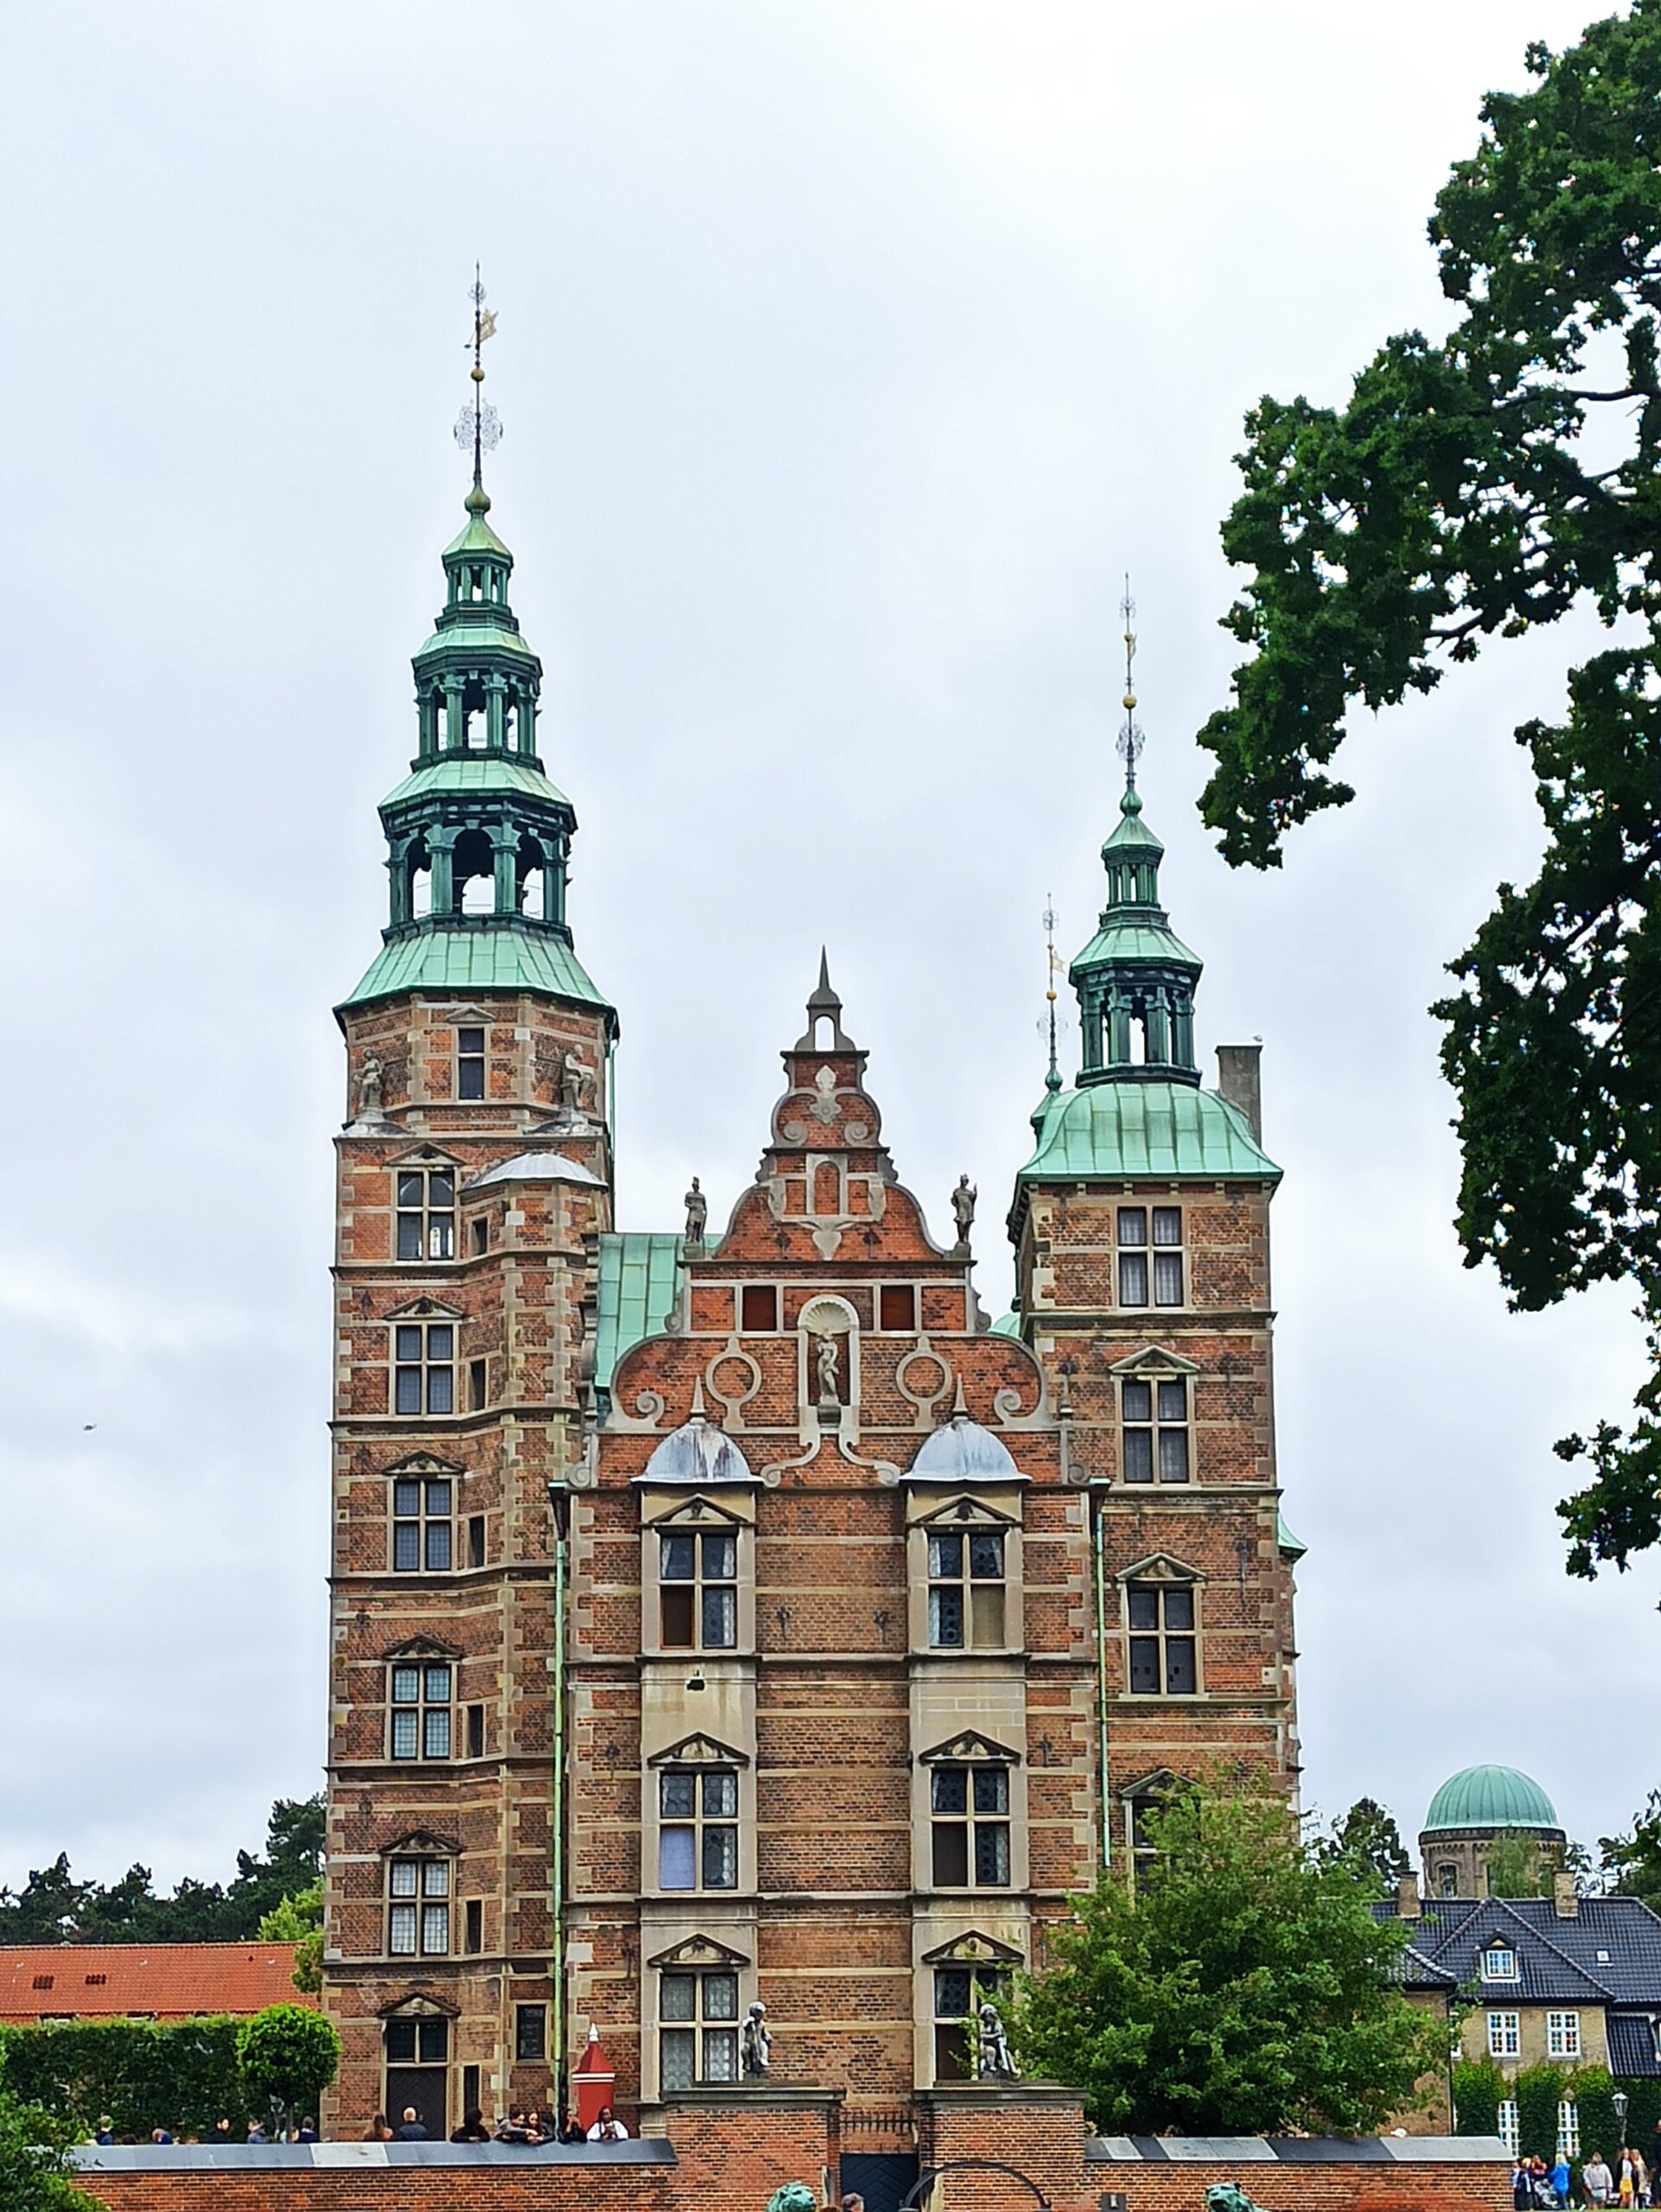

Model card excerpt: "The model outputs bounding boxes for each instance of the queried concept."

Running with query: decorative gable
[377,1988,459,2018]
[379,1829,460,1859]
[384,1295,466,1322]
[645,1932,751,1972]
[384,1452,464,1478]
[647,1732,750,1770]
[640,1492,747,1533]
[920,1929,1025,1967]
[920,1730,1021,1766]
[914,1493,1019,1531]
[1116,1552,1204,1586]
[382,1636,463,1662]
[387,1141,463,1170]
[1107,1344,1202,1377]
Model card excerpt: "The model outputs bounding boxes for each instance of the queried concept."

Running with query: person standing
[1586,2151,1617,2208]
[449,2107,491,2144]
[1550,2152,1571,2208]
[586,2105,630,2141]
[363,2113,395,2143]
[393,2107,429,2141]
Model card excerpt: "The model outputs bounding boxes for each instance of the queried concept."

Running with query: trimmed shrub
[1515,2063,1568,2162]
[0,2018,247,2139]
[1454,2056,1504,2137]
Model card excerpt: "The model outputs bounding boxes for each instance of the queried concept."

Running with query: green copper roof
[990,1311,1023,1338]
[445,509,512,561]
[1018,1081,1280,1182]
[414,620,538,663]
[1071,918,1202,969]
[1422,1766,1561,1835]
[595,1232,684,1392]
[339,921,613,1014]
[1276,1510,1307,1560]
[382,756,570,808]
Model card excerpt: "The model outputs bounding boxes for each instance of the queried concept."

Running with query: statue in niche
[684,1177,708,1246]
[977,1998,1017,2080]
[558,1050,594,1116]
[741,1999,771,2076]
[813,1331,841,1403]
[951,1173,977,1247]
[356,1054,384,1121]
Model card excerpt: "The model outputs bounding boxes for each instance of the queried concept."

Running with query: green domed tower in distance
[1419,1765,1567,1899]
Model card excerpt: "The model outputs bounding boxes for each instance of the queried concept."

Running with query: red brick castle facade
[321,437,1301,2135]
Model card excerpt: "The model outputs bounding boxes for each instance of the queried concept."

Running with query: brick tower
[321,361,617,2132]
[1005,754,1301,1875]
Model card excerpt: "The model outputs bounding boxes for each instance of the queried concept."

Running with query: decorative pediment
[424,1003,493,1026]
[384,1295,466,1321]
[384,1452,464,1478]
[920,1730,1021,1767]
[645,1932,751,1972]
[914,1493,1019,1530]
[920,1929,1025,1967]
[1116,1552,1203,1586]
[376,1989,460,2019]
[379,1829,460,1859]
[1117,1767,1181,1801]
[640,1491,747,1532]
[1107,1344,1202,1377]
[647,1732,750,1770]
[387,1141,463,1170]
[382,1635,463,1662]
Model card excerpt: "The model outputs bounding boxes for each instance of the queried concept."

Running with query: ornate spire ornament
[1115,578,1144,800]
[1042,894,1062,1096]
[454,268,502,499]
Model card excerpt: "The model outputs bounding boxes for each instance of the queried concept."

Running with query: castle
[321,414,1302,2137]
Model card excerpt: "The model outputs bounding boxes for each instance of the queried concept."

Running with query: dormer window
[1482,1944,1518,1981]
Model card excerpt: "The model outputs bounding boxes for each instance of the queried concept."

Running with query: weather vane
[1116,576,1144,792]
[454,267,502,489]
[1041,894,1064,1092]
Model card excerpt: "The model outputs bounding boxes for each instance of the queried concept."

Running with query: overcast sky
[0,0,1651,1899]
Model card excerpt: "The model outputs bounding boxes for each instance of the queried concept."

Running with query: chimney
[1216,1044,1263,1141]
[1554,1872,1579,1919]
[1397,1872,1422,1922]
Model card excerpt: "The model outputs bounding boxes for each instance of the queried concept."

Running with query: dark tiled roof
[1608,2014,1661,2079]
[1377,1896,1661,2006]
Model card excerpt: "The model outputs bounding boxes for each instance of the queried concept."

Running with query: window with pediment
[907,1497,1021,1656]
[647,1936,750,2093]
[923,1934,1022,2083]
[648,1734,748,1893]
[384,1837,457,1957]
[1120,1556,1203,1696]
[922,1734,1021,1891]
[642,1497,753,1658]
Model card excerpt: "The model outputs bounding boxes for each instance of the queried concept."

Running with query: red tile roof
[0,1943,313,2023]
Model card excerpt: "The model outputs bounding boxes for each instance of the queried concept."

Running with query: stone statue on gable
[951,1173,977,1247]
[741,1999,771,2076]
[684,1177,708,1246]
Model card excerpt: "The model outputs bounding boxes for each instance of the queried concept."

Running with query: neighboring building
[1385,1886,1661,2137]
[1420,1765,1568,1900]
[322,428,1302,2134]
[0,1944,308,2024]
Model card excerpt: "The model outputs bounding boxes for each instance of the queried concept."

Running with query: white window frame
[1482,1944,1518,1981]
[1488,2009,1521,2057]
[389,1660,453,1762]
[1557,2098,1581,2156]
[1498,2099,1519,2156]
[1547,2011,1581,2058]
[387,1856,451,1957]
[658,1966,741,2088]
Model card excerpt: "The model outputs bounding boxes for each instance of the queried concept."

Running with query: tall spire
[1042,895,1062,1096]
[1065,584,1203,1085]
[337,281,613,1026]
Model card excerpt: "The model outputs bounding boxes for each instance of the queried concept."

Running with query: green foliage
[1196,2,1661,1580]
[0,2018,246,2140]
[1320,1798,1412,1886]
[1515,2063,1567,2162]
[235,2005,339,2133]
[1485,1834,1558,1898]
[0,1796,323,1947]
[1600,1791,1661,1910]
[1572,2069,1620,2164]
[257,1880,323,1995]
[1007,1781,1446,2134]
[1453,2056,1504,2137]
[0,2084,82,2212]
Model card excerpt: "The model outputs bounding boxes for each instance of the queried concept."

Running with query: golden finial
[454,266,501,497]
[1116,575,1144,794]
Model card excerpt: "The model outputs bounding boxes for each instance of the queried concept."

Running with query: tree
[0,2083,82,2212]
[1453,2056,1505,2138]
[235,2005,339,2139]
[1484,1833,1558,1898]
[1196,3,1661,1585]
[257,1880,323,1996]
[1009,1781,1446,2134]
[1321,1797,1412,1886]
[1600,1789,1661,1909]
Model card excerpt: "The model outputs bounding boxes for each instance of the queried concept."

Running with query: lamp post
[1613,2090,1629,2149]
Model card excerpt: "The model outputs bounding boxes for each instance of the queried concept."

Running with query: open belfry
[322,295,1302,2138]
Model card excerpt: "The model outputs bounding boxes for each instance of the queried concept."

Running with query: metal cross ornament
[1116,580,1144,791]
[454,269,502,486]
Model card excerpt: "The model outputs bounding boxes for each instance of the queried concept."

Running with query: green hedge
[0,2018,251,2139]
[1454,2057,1504,2137]
[1515,2063,1567,2162]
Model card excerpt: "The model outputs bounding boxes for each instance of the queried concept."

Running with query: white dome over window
[908,1415,1022,1483]
[640,1417,754,1485]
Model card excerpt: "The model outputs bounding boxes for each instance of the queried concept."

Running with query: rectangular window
[927,1529,1006,1649]
[879,1284,918,1332]
[390,1662,452,1761]
[1127,1582,1198,1694]
[396,1169,455,1262]
[658,1768,739,1891]
[470,1216,489,1255]
[1488,2011,1521,2058]
[1153,1250,1184,1306]
[1121,1376,1190,1485]
[468,1358,487,1411]
[456,1027,486,1102]
[1498,2100,1519,2157]
[740,1284,779,1332]
[387,1859,450,1956]
[468,1516,486,1568]
[464,1899,482,1954]
[659,1529,739,1651]
[660,1971,741,2088]
[1117,1251,1149,1306]
[515,2005,547,2062]
[391,1475,453,1573]
[1482,1946,1518,1981]
[932,1964,1010,2083]
[1547,2012,1581,2058]
[393,1323,455,1417]
[1556,2100,1581,2157]
[930,1764,1011,1889]
[466,1704,484,1759]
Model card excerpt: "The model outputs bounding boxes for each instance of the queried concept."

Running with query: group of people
[91,2117,319,2146]
[362,2101,632,2145]
[1513,2147,1653,2209]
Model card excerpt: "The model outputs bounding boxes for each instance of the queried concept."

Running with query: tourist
[363,2113,395,2143]
[843,2195,867,2212]
[393,2106,430,2141]
[1631,2146,1651,2207]
[1586,2151,1617,2208]
[296,2119,319,2144]
[1550,2151,1571,2207]
[213,2119,234,2149]
[557,2110,587,2144]
[245,2121,269,2145]
[494,2108,531,2143]
[450,2107,492,2144]
[93,2119,114,2147]
[150,2128,174,2145]
[525,2109,552,2145]
[586,2104,630,2141]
